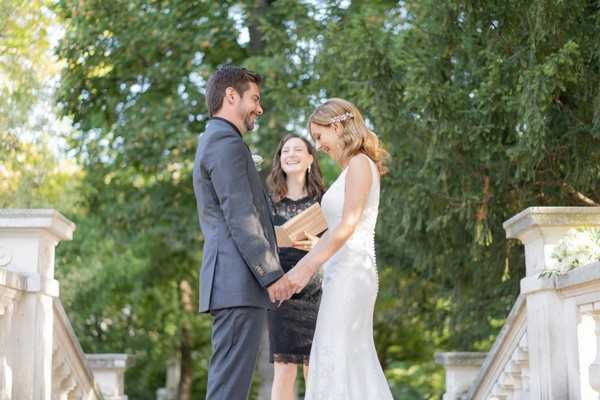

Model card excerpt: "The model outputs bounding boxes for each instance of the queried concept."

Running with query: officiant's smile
[280,137,314,177]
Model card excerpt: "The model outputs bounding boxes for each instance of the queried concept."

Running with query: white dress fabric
[305,154,393,400]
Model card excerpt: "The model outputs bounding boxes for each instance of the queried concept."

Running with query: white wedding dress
[305,154,393,399]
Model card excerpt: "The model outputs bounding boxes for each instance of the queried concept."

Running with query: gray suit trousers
[205,307,266,400]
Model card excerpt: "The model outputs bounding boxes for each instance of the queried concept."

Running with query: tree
[0,0,64,137]
[55,1,600,399]
[54,0,327,397]
[295,1,599,396]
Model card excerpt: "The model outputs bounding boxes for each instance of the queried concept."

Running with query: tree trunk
[247,0,270,54]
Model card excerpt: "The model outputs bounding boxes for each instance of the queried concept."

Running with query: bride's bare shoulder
[347,153,374,171]
[345,154,373,188]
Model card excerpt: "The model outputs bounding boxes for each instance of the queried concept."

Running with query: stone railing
[437,207,600,400]
[0,209,129,400]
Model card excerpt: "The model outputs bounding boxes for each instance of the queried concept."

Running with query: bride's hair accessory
[329,112,354,124]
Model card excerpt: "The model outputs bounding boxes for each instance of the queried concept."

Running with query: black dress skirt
[268,196,323,365]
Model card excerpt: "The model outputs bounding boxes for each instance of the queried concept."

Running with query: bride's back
[321,153,380,268]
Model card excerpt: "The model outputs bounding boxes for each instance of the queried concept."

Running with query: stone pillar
[87,354,131,400]
[503,206,600,400]
[156,358,180,400]
[435,352,486,400]
[0,209,75,400]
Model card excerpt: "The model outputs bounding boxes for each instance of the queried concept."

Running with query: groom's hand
[267,275,295,303]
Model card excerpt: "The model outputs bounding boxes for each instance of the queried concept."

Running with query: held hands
[292,231,319,252]
[268,233,319,304]
[267,275,296,303]
[286,262,315,294]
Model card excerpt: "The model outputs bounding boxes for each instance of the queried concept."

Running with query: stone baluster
[51,347,77,400]
[503,207,600,400]
[435,352,487,400]
[589,309,600,395]
[579,302,600,398]
[512,334,530,399]
[0,209,75,400]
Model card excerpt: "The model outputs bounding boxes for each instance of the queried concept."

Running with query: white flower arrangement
[540,228,600,278]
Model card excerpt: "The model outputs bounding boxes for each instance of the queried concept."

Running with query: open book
[275,203,328,247]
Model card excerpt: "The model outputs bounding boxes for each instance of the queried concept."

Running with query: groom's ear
[224,87,239,105]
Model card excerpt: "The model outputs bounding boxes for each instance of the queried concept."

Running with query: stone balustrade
[0,209,130,400]
[438,207,600,400]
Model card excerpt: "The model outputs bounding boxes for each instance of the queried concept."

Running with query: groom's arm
[207,132,284,288]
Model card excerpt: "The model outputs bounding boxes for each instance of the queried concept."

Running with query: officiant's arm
[208,132,283,288]
[288,155,373,290]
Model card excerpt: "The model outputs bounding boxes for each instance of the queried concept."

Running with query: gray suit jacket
[193,118,283,312]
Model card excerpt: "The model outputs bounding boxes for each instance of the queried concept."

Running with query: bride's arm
[287,154,373,291]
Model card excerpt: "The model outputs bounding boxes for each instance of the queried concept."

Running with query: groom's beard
[244,112,256,131]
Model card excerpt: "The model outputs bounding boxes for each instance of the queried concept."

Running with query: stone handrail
[52,300,103,399]
[466,296,528,399]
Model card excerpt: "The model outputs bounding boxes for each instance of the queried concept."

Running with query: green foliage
[0,136,82,210]
[53,1,243,396]
[0,0,54,131]
[51,0,600,399]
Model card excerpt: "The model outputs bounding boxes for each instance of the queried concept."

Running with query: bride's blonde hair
[308,98,389,176]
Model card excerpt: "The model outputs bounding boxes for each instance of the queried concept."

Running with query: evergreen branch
[562,181,599,206]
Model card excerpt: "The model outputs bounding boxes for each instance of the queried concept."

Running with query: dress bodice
[271,195,316,226]
[321,154,380,264]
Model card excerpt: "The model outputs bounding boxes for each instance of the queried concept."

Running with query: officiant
[266,134,325,400]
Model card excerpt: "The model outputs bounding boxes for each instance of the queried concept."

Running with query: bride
[286,98,393,399]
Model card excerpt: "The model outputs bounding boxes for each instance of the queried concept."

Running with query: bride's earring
[307,164,312,174]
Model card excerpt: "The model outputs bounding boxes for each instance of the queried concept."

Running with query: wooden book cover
[275,203,328,247]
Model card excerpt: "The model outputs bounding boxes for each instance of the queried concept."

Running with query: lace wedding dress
[305,154,393,399]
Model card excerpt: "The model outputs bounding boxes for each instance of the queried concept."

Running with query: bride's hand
[286,262,314,294]
[292,231,319,252]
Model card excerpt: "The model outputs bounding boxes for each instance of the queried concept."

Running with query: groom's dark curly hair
[205,65,263,116]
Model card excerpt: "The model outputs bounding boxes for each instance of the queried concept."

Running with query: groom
[193,65,296,400]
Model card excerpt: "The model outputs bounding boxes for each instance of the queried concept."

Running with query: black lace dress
[268,196,323,365]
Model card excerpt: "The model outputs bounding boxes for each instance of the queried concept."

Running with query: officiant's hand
[292,231,319,252]
[267,275,295,303]
[286,263,314,294]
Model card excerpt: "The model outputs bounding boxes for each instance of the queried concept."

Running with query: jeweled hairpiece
[329,112,354,124]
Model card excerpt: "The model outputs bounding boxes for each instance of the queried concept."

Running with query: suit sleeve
[207,133,284,288]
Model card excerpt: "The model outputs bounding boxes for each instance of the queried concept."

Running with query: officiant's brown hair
[267,134,325,204]
[205,65,262,116]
